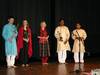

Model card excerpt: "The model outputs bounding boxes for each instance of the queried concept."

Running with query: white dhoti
[74,52,84,63]
[6,55,16,67]
[58,50,67,63]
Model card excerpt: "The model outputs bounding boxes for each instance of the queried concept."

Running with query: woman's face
[41,22,46,30]
[23,20,28,27]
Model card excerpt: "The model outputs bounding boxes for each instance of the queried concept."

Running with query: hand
[45,36,49,40]
[75,37,84,41]
[26,38,29,42]
[64,40,67,44]
[13,34,17,37]
[37,36,45,39]
[80,37,84,41]
[59,37,63,41]
[75,37,80,40]
[8,38,12,43]
[23,38,29,43]
[37,36,40,38]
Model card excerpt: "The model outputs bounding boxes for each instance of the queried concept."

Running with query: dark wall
[0,0,100,62]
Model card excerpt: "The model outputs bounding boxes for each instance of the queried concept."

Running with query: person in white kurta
[72,23,87,63]
[54,19,70,63]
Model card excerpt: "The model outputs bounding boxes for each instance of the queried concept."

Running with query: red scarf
[39,28,48,44]
[17,25,33,58]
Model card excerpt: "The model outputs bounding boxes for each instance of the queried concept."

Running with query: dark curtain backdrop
[0,0,100,63]
[55,0,100,57]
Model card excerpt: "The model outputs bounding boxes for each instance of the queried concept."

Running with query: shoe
[75,62,79,64]
[7,66,12,69]
[80,60,84,64]
[65,62,68,64]
[22,64,25,67]
[80,62,84,64]
[42,63,48,65]
[26,64,29,67]
[59,62,66,64]
[12,65,17,68]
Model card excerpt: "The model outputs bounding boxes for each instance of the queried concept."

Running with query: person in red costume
[38,21,50,65]
[17,19,33,67]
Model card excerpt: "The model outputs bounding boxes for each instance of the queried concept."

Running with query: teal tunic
[2,24,18,56]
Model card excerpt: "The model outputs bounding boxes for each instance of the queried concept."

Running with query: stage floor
[0,58,100,75]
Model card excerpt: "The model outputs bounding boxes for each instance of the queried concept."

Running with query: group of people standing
[2,17,33,68]
[2,17,87,68]
[55,19,87,64]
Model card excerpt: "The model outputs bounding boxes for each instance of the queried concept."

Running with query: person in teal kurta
[2,17,18,68]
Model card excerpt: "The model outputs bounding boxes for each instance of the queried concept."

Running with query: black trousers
[19,41,28,64]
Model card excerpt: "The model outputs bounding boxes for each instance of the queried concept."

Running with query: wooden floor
[0,58,100,75]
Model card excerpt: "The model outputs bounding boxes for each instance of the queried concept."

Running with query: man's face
[8,18,14,24]
[76,24,81,29]
[60,20,64,26]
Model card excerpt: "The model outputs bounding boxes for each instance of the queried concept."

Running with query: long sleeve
[82,30,87,40]
[65,27,70,40]
[54,27,60,39]
[72,30,76,40]
[2,25,9,40]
